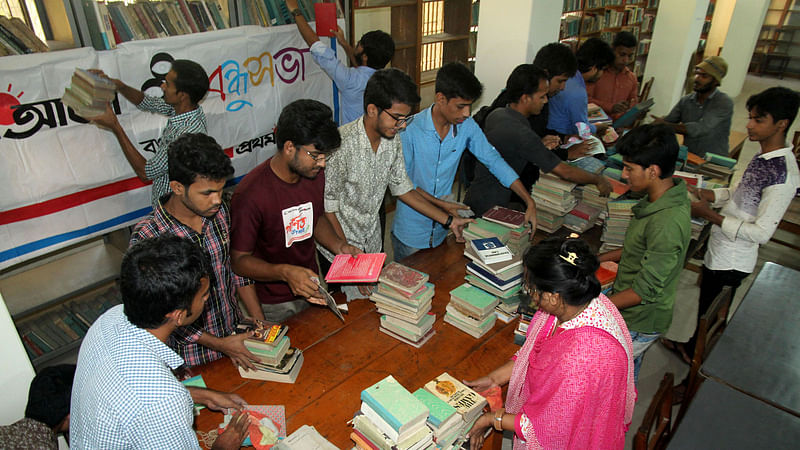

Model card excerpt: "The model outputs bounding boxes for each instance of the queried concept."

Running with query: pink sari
[505,294,635,449]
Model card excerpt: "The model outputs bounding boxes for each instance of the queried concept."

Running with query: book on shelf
[469,237,512,264]
[0,16,48,55]
[481,205,526,228]
[325,253,386,283]
[378,262,429,296]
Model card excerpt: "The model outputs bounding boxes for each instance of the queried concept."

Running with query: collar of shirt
[418,104,458,138]
[118,305,185,369]
[154,194,212,235]
[759,146,794,160]
[689,87,719,103]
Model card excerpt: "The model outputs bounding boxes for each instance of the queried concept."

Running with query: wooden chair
[677,286,733,423]
[634,372,674,450]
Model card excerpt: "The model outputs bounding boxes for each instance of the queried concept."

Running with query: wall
[0,293,35,425]
[353,7,391,40]
[473,0,560,110]
[720,0,769,98]
[705,0,736,59]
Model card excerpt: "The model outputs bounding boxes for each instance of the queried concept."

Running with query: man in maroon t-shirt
[231,99,361,322]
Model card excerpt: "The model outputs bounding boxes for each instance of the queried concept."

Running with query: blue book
[469,237,512,264]
[466,262,522,288]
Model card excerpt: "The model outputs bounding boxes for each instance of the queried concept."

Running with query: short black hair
[275,99,341,154]
[616,123,679,178]
[363,68,420,113]
[122,235,211,329]
[746,87,800,134]
[504,64,550,103]
[612,31,637,49]
[576,38,615,73]
[25,364,76,429]
[171,59,210,105]
[168,133,234,186]
[523,237,600,307]
[533,42,578,79]
[360,30,395,70]
[435,62,483,101]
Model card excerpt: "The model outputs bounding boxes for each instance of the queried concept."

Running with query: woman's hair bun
[559,238,599,277]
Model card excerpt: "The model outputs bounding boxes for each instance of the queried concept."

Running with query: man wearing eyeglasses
[319,69,473,277]
[230,99,362,322]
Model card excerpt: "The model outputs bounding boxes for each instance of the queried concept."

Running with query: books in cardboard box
[423,372,488,425]
[378,262,429,296]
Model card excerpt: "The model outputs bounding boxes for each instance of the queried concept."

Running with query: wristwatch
[493,408,504,431]
[443,215,454,228]
[290,8,303,18]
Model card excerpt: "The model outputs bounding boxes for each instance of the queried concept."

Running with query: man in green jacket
[599,124,691,383]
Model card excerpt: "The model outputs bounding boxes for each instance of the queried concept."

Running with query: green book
[473,218,515,239]
[360,375,429,433]
[449,283,499,315]
[412,388,457,429]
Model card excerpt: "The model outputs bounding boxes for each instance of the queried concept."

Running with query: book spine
[177,0,200,32]
[360,391,403,432]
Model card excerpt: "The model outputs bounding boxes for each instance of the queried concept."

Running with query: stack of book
[513,297,537,345]
[238,322,304,383]
[463,217,509,243]
[423,372,488,439]
[445,283,499,339]
[371,262,436,347]
[564,202,603,233]
[480,205,531,254]
[532,173,578,233]
[600,199,638,252]
[351,375,433,450]
[463,243,523,300]
[61,68,116,118]
[412,388,463,449]
[469,237,512,265]
[494,292,523,324]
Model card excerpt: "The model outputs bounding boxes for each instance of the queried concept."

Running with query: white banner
[0,24,344,269]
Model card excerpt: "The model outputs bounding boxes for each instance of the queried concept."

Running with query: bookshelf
[750,0,800,79]
[559,0,660,79]
[350,0,476,88]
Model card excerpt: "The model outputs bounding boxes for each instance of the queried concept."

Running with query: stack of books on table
[371,262,436,347]
[599,199,638,253]
[532,173,578,233]
[445,283,499,339]
[412,388,464,449]
[494,292,524,324]
[564,201,603,233]
[513,297,538,345]
[238,323,303,383]
[481,205,532,254]
[61,68,116,117]
[463,244,523,299]
[463,216,529,255]
[578,177,629,227]
[351,375,434,450]
[423,372,488,440]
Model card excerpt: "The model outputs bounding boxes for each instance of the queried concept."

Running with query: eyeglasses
[305,150,330,162]
[381,109,414,127]
[522,284,541,297]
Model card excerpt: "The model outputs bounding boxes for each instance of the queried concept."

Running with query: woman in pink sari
[466,237,635,449]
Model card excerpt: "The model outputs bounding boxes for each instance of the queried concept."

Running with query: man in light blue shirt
[548,38,614,136]
[287,0,394,125]
[392,62,538,261]
[70,235,250,449]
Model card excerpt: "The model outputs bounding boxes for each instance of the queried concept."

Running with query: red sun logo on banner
[0,84,24,126]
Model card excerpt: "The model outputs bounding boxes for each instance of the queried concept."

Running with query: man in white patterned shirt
[70,235,249,449]
[90,59,209,205]
[319,68,472,274]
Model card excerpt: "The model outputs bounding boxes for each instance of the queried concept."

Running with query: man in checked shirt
[89,59,209,206]
[130,133,263,369]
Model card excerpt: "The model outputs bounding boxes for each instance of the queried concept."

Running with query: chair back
[634,372,674,450]
[677,286,733,422]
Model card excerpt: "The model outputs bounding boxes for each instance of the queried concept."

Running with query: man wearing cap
[652,56,733,157]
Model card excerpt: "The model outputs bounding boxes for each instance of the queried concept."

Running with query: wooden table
[193,235,521,448]
[700,262,800,417]
[668,379,800,449]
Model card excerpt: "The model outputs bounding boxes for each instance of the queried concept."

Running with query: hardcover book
[481,205,525,228]
[449,282,500,316]
[469,237,512,264]
[423,372,488,424]
[325,253,386,283]
[238,349,304,383]
[378,262,429,295]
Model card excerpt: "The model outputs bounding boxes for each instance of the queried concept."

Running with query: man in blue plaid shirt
[71,235,250,449]
[130,133,264,369]
[90,59,209,206]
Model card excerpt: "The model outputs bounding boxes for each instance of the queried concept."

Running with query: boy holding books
[88,59,209,206]
[685,87,800,354]
[599,124,691,383]
[320,68,472,273]
[392,62,538,261]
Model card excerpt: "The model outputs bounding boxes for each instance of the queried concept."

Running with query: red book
[482,205,525,228]
[378,262,429,295]
[325,253,386,283]
[595,261,618,286]
[608,177,630,196]
[176,0,199,33]
[314,2,337,37]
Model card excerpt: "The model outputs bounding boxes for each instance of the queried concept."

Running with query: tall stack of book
[578,176,629,227]
[463,240,523,300]
[371,262,436,347]
[61,68,116,118]
[238,322,304,383]
[351,375,433,450]
[462,217,509,243]
[600,199,638,253]
[564,202,603,233]
[532,173,578,233]
[423,372,488,439]
[445,283,498,339]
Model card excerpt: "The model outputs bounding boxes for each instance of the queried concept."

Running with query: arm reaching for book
[237,284,266,322]
[508,180,537,238]
[286,0,320,47]
[551,163,612,196]
[464,359,515,392]
[333,26,359,67]
[188,387,247,412]
[88,69,144,105]
[195,331,259,370]
[399,190,474,242]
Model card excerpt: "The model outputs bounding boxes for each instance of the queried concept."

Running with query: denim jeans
[391,232,421,262]
[630,330,661,385]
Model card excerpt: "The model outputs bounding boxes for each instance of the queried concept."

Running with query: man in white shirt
[686,86,799,356]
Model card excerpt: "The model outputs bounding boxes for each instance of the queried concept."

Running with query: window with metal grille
[421,0,444,73]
